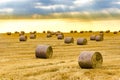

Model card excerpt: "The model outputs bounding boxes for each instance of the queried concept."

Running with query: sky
[0,0,120,33]
[0,0,120,19]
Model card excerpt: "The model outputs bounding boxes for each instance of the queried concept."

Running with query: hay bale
[46,33,52,38]
[113,31,117,34]
[99,31,104,33]
[30,31,36,34]
[55,32,63,36]
[19,35,27,41]
[30,34,36,39]
[78,51,103,68]
[51,31,55,35]
[19,31,25,36]
[77,38,87,45]
[70,30,73,33]
[90,35,96,40]
[57,34,64,40]
[33,31,37,34]
[64,37,74,44]
[7,32,11,35]
[74,30,77,33]
[35,45,53,58]
[43,31,46,33]
[80,31,84,33]
[47,30,51,33]
[85,31,88,33]
[30,32,33,34]
[56,31,61,33]
[89,30,92,33]
[105,30,110,33]
[15,31,19,34]
[95,35,103,41]
[20,31,25,35]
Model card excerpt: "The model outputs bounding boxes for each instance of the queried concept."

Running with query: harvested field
[0,32,120,80]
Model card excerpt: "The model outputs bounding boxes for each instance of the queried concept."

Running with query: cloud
[49,7,120,18]
[0,0,14,3]
[35,2,43,5]
[112,1,120,4]
[77,8,120,14]
[35,4,67,10]
[104,8,120,14]
[0,8,14,13]
[73,0,94,6]
[0,0,120,18]
[34,0,95,11]
[0,0,28,3]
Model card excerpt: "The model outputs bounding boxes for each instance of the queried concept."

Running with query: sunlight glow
[0,19,120,33]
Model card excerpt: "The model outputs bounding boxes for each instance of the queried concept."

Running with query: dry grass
[0,32,120,80]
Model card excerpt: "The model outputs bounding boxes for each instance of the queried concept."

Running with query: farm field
[0,32,120,80]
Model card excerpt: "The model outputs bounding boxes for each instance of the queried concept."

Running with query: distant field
[0,32,120,80]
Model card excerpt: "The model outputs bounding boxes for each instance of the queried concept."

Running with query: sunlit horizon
[0,19,120,33]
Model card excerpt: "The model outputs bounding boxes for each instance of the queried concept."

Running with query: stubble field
[0,32,120,80]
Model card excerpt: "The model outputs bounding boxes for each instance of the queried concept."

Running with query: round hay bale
[78,51,103,68]
[74,30,77,33]
[30,32,33,34]
[64,37,74,44]
[70,30,73,33]
[7,32,11,35]
[113,31,117,34]
[30,34,36,39]
[80,31,84,33]
[55,32,63,36]
[15,31,19,34]
[35,45,53,58]
[99,31,104,33]
[77,38,87,45]
[95,35,103,41]
[33,31,37,34]
[47,30,51,33]
[19,35,27,41]
[46,33,52,38]
[43,31,46,33]
[20,31,25,35]
[51,31,55,35]
[57,34,64,40]
[90,35,96,40]
[56,31,61,33]
[89,30,92,33]
[105,30,110,33]
[85,31,88,33]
